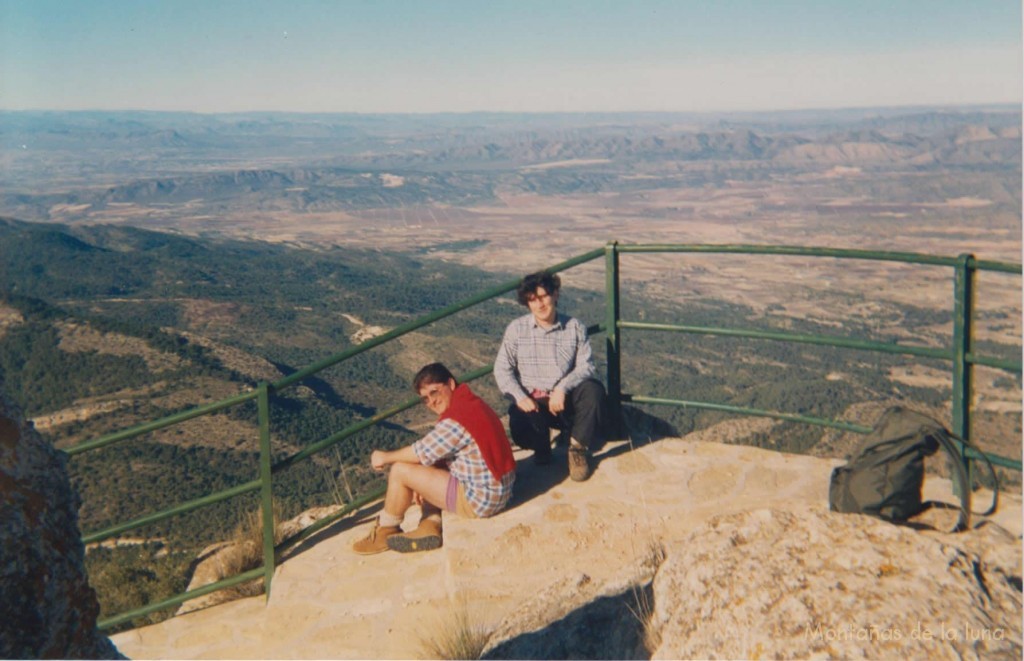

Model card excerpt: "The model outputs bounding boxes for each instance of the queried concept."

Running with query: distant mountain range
[0,107,1019,224]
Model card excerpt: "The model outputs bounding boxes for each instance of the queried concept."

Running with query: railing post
[605,241,622,436]
[257,382,275,600]
[952,254,975,496]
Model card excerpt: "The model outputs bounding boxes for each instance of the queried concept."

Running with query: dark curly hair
[516,271,561,306]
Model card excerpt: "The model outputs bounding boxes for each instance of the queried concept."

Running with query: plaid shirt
[413,418,514,517]
[494,312,596,402]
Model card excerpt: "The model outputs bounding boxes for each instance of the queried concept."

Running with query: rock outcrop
[649,508,1021,659]
[0,392,122,659]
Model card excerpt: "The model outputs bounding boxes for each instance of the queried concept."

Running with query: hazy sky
[1,0,1021,113]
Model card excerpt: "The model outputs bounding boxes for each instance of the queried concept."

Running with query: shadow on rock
[593,405,678,467]
[508,406,678,510]
[484,583,655,660]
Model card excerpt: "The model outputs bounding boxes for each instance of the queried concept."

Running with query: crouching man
[494,270,607,481]
[352,362,516,554]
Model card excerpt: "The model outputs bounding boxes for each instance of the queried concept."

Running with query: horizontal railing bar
[960,445,1023,471]
[633,321,1022,372]
[82,479,261,544]
[271,248,605,391]
[624,393,874,433]
[98,566,266,631]
[615,243,1021,273]
[619,321,951,360]
[973,258,1023,274]
[65,390,258,456]
[625,394,1021,471]
[966,352,1023,373]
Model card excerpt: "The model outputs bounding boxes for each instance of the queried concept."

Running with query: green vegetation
[84,544,192,631]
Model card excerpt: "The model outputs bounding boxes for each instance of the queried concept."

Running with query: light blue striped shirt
[494,312,596,402]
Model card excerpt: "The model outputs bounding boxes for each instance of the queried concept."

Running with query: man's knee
[568,380,607,446]
[508,405,548,449]
[389,461,415,485]
[571,379,607,409]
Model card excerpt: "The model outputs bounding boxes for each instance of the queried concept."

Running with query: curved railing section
[607,244,1022,471]
[64,242,1021,630]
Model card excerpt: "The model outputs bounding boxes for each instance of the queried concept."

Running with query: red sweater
[439,383,516,481]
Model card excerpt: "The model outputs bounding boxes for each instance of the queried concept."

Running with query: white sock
[379,512,403,528]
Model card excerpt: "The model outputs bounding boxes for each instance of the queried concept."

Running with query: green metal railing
[67,242,1022,630]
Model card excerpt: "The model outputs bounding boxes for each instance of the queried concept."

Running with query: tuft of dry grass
[417,603,491,660]
[628,539,667,654]
[324,447,356,506]
[219,506,284,598]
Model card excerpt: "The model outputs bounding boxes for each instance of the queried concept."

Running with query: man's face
[419,378,456,416]
[526,286,558,326]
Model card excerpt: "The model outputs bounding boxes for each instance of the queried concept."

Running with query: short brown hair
[413,363,456,391]
[516,271,561,306]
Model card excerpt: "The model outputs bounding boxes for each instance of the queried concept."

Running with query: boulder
[0,392,122,659]
[649,508,1022,660]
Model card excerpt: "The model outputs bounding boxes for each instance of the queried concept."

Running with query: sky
[1,0,1021,114]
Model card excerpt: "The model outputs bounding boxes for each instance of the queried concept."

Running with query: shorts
[445,475,478,518]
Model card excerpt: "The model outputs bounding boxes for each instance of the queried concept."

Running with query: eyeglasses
[420,385,449,404]
[525,292,553,303]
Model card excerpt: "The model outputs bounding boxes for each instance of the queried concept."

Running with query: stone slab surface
[111,437,1021,659]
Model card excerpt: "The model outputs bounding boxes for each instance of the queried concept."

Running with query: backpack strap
[947,431,1000,517]
[929,430,971,532]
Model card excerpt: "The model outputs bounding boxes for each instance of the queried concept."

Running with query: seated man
[352,363,516,555]
[494,270,607,481]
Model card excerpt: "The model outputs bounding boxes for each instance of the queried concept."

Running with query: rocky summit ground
[110,430,1022,660]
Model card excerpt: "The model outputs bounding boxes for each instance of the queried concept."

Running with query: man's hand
[516,396,539,413]
[370,449,388,471]
[548,389,566,414]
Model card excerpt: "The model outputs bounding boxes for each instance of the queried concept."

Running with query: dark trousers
[508,378,607,453]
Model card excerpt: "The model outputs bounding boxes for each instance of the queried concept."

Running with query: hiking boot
[387,518,443,553]
[568,446,592,482]
[351,523,401,555]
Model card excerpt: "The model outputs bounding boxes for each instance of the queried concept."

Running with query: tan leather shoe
[351,523,401,555]
[387,518,443,553]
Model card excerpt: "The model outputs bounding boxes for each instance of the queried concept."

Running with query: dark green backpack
[828,406,997,531]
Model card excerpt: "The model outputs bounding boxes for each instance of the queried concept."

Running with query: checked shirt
[494,312,596,402]
[413,418,513,517]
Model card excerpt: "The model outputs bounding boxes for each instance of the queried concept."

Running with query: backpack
[828,406,998,532]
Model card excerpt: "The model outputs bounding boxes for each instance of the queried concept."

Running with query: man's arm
[370,444,419,471]
[552,319,596,394]
[494,322,530,403]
